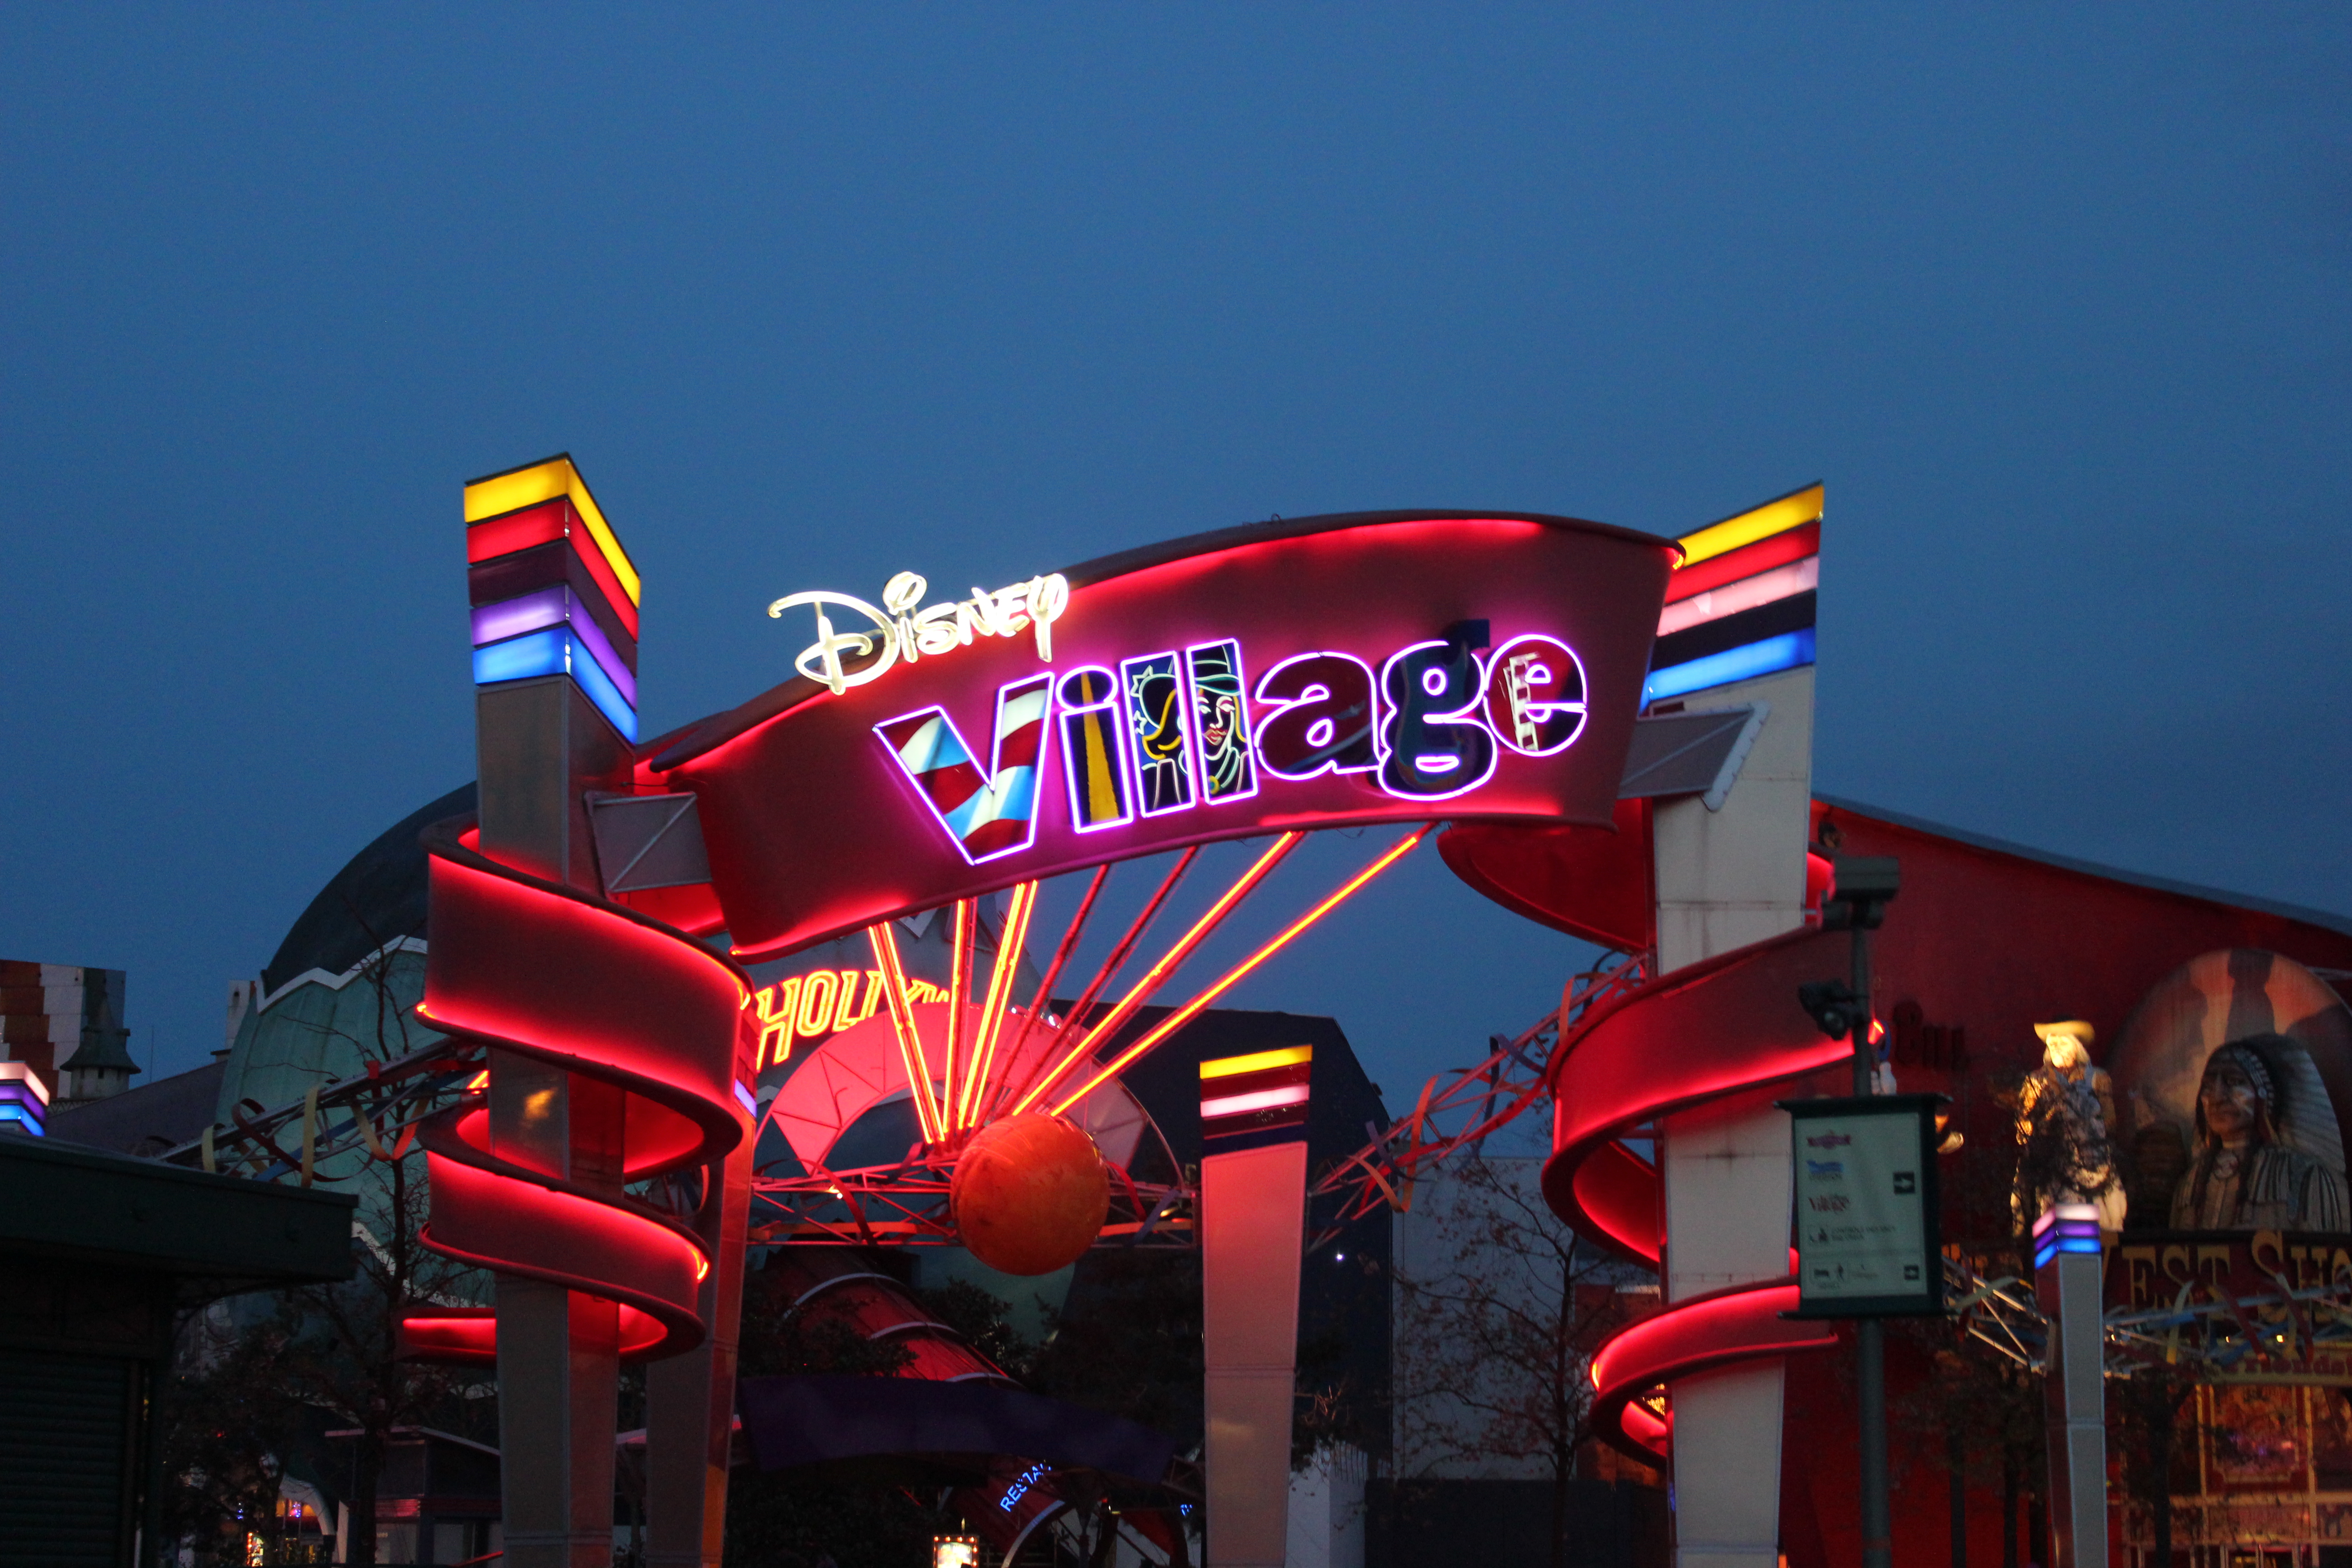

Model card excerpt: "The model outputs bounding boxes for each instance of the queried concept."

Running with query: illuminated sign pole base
[644,1130,755,1568]
[1199,1046,1314,1568]
[2033,1204,2108,1568]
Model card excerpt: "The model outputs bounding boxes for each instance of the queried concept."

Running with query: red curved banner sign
[657,512,1678,961]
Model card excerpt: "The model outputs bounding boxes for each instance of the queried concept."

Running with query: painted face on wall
[2200,1052,2264,1147]
[1119,652,1195,815]
[1184,640,1256,803]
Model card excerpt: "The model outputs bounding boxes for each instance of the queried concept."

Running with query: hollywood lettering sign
[658,511,1678,962]
[749,966,949,1073]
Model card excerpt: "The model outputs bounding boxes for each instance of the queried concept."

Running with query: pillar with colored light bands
[2033,1203,2108,1568]
[1199,1044,1312,1568]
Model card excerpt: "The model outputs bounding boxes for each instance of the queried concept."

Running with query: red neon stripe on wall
[1663,520,1820,605]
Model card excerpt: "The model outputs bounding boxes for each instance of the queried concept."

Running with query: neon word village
[870,615,1592,865]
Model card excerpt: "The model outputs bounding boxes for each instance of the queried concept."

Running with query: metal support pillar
[477,673,633,1568]
[645,1128,755,1567]
[1651,660,1817,1568]
[1201,1139,1307,1568]
[2034,1205,2107,1568]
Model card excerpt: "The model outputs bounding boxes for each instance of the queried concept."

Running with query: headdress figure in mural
[2171,1034,2350,1232]
[2012,1019,2127,1233]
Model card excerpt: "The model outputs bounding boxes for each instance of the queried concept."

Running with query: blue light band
[0,1103,46,1136]
[474,625,639,742]
[2033,1235,2101,1270]
[1644,628,1817,705]
[472,584,637,704]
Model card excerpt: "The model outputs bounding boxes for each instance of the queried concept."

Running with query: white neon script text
[768,571,1071,696]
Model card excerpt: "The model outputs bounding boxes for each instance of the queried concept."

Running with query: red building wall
[1780,799,2352,1567]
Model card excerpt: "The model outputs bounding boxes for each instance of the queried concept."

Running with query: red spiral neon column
[1543,925,1853,1458]
[404,820,753,1363]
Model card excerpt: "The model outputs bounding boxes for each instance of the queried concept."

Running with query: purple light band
[472,586,637,706]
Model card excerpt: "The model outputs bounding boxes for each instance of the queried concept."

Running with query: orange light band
[1048,825,1428,1116]
[989,863,1111,1124]
[1010,835,1299,1117]
[1005,848,1197,1114]
[866,921,943,1144]
[959,881,1036,1131]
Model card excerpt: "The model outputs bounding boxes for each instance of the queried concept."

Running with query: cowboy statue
[2013,1019,2127,1234]
[2170,1033,2350,1232]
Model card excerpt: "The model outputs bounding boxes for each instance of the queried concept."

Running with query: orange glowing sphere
[950,1113,1110,1276]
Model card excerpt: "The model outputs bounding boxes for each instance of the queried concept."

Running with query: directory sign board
[1785,1093,1946,1318]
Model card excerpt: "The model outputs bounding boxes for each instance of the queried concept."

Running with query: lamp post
[1812,855,1901,1568]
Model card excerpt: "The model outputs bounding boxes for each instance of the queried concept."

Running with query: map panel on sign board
[1786,1094,1944,1318]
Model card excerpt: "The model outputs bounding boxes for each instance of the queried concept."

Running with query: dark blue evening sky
[4,6,2346,1100]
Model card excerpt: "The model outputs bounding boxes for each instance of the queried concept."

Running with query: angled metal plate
[586,791,713,892]
[1616,703,1769,812]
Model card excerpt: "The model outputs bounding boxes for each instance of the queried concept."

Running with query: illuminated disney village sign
[665,510,1678,961]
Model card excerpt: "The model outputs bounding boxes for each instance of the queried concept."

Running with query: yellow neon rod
[1674,482,1824,570]
[1083,710,1120,823]
[959,881,1037,1129]
[463,454,642,607]
[1009,832,1303,1118]
[865,921,943,1143]
[1048,827,1426,1117]
[1199,1044,1313,1080]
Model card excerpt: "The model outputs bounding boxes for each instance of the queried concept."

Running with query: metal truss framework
[1949,1256,2352,1385]
[1306,948,1650,1251]
[165,896,1645,1272]
[163,1039,487,1187]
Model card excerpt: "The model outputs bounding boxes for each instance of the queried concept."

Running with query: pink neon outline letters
[1249,650,1379,782]
[1182,637,1260,807]
[872,672,1056,866]
[1375,638,1500,803]
[1482,632,1589,758]
[1118,651,1198,819]
[1054,665,1134,834]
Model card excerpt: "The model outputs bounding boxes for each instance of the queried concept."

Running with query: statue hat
[2034,1019,2096,1046]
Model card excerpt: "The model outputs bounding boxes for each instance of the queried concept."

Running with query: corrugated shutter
[0,1348,133,1567]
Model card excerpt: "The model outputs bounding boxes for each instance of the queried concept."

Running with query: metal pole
[1853,917,1893,1568]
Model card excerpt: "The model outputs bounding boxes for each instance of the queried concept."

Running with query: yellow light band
[464,455,642,607]
[1200,1045,1313,1080]
[1675,482,1823,569]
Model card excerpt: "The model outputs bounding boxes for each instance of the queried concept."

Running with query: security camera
[1798,980,1865,1040]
